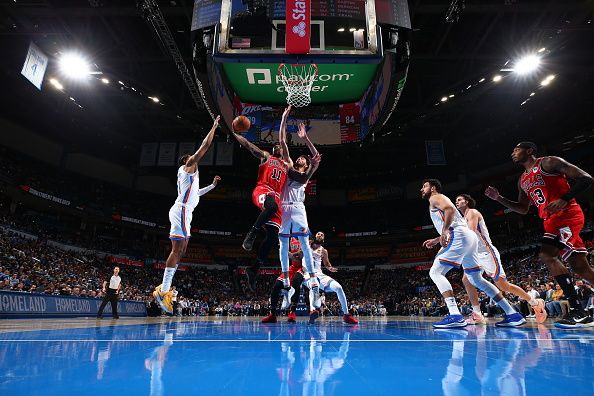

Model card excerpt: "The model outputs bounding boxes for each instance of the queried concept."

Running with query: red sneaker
[343,314,358,324]
[287,311,297,323]
[309,309,320,324]
[262,314,277,323]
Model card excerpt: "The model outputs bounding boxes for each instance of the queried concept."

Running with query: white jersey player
[276,106,322,317]
[153,116,221,314]
[421,179,525,328]
[455,194,547,324]
[303,232,358,325]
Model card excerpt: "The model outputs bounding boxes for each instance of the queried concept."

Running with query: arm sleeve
[287,168,313,185]
[198,184,215,197]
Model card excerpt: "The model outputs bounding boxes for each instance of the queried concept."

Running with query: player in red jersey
[232,108,291,291]
[485,141,594,328]
[262,238,304,323]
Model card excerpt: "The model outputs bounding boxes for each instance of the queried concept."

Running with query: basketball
[232,115,251,132]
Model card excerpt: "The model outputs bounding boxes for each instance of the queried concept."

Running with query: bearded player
[232,114,290,291]
[153,116,221,313]
[276,107,323,319]
[485,141,594,328]
[455,194,547,324]
[303,232,359,324]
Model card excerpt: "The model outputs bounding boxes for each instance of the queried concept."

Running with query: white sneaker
[310,282,321,309]
[281,287,295,310]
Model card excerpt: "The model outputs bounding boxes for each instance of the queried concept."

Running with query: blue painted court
[0,317,593,395]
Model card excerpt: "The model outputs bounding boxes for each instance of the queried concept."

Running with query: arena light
[513,54,541,75]
[101,78,109,84]
[349,28,356,32]
[538,47,546,53]
[337,28,345,32]
[479,77,485,83]
[59,53,91,79]
[448,94,454,98]
[148,96,160,103]
[541,74,555,86]
[49,78,63,90]
[530,92,535,96]
[492,75,502,82]
[440,96,448,102]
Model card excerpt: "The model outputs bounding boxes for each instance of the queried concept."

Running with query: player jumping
[276,106,323,320]
[153,116,221,314]
[485,141,594,328]
[232,114,289,292]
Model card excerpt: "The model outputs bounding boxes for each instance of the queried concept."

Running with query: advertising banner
[0,291,147,319]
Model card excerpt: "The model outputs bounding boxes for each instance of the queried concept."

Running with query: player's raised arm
[186,116,220,167]
[297,122,319,157]
[485,183,530,215]
[198,176,221,197]
[232,131,270,162]
[279,106,293,168]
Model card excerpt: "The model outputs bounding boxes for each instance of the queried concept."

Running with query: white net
[277,63,318,108]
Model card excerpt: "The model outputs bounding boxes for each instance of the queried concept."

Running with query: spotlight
[479,78,485,83]
[538,47,546,53]
[49,78,63,90]
[492,75,502,82]
[101,78,109,84]
[541,75,555,86]
[545,74,555,81]
[59,53,90,79]
[440,96,448,102]
[149,96,160,103]
[349,28,356,32]
[337,28,345,32]
[448,94,454,98]
[513,54,541,75]
[530,92,535,96]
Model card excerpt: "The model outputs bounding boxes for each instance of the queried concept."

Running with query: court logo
[293,21,306,37]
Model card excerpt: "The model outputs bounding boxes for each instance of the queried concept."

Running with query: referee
[97,266,122,319]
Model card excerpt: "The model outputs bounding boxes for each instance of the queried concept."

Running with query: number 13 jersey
[519,157,578,220]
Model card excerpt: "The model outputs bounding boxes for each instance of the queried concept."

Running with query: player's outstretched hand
[212,115,220,129]
[297,122,307,139]
[328,267,338,273]
[282,105,292,120]
[422,238,438,249]
[310,153,322,167]
[213,175,221,186]
[484,186,500,200]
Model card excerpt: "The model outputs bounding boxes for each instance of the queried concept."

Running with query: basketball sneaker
[531,298,548,324]
[310,282,321,309]
[153,285,173,314]
[262,314,277,323]
[309,309,320,325]
[281,287,295,310]
[287,311,297,323]
[343,314,358,324]
[433,314,467,329]
[554,310,594,329]
[242,227,258,251]
[495,312,526,327]
[466,311,487,325]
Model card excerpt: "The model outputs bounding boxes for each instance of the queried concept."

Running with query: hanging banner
[158,142,177,166]
[139,143,158,167]
[19,185,70,206]
[21,42,48,90]
[425,140,446,165]
[107,256,144,267]
[285,0,311,54]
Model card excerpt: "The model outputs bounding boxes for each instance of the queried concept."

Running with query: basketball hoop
[277,63,318,108]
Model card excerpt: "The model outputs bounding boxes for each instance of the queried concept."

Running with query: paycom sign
[223,63,378,105]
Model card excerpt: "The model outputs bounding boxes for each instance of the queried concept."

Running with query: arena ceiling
[1,0,593,178]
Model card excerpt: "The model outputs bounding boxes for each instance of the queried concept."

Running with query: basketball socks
[279,236,290,273]
[445,297,461,315]
[494,296,516,315]
[328,281,349,314]
[253,195,277,229]
[298,235,314,274]
[161,267,176,292]
[554,274,582,311]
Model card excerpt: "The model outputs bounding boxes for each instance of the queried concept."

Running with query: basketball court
[1,316,592,394]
